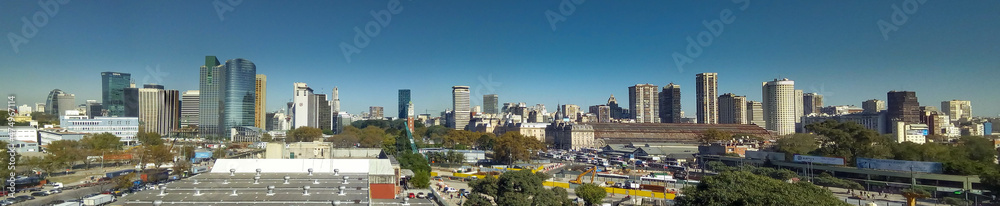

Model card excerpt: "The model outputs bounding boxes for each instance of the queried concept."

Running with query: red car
[408,193,415,198]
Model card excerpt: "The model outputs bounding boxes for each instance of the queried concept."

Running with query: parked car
[416,192,426,199]
[31,192,48,196]
[47,189,62,194]
[14,195,34,201]
[0,200,12,206]
[407,193,415,198]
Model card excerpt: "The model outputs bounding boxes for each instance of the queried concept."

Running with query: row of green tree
[464,170,608,206]
[681,162,851,206]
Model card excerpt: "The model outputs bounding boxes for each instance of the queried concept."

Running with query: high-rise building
[863,99,885,114]
[659,83,681,123]
[747,101,765,128]
[629,84,659,123]
[607,94,627,119]
[85,100,102,118]
[589,105,611,123]
[718,93,747,124]
[255,74,267,130]
[451,86,471,130]
[199,56,224,137]
[696,73,718,124]
[794,90,804,123]
[561,104,581,122]
[941,100,972,122]
[101,72,131,117]
[762,78,796,135]
[199,56,257,138]
[483,94,499,115]
[886,91,920,129]
[369,106,384,120]
[138,84,180,136]
[292,82,315,129]
[803,93,823,115]
[315,94,331,130]
[180,90,199,128]
[45,89,75,117]
[35,103,45,113]
[398,89,411,119]
[331,87,340,113]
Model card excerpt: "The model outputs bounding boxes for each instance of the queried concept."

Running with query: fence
[542,181,676,200]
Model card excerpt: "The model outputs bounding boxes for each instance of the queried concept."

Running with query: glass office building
[101,72,131,117]
[221,58,257,138]
[199,56,223,138]
[398,89,410,119]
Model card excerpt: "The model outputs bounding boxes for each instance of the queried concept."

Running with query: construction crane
[404,121,418,153]
[570,166,597,184]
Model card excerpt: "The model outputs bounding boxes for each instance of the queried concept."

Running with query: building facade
[747,101,765,128]
[61,115,140,144]
[546,122,596,150]
[941,100,971,122]
[886,91,920,131]
[46,89,76,117]
[255,74,267,130]
[762,78,795,135]
[794,90,804,123]
[483,94,498,115]
[199,56,224,137]
[451,86,471,130]
[101,72,131,117]
[138,85,180,136]
[629,84,659,123]
[292,82,315,128]
[803,93,823,115]
[369,106,384,120]
[659,83,681,123]
[180,90,199,128]
[696,73,718,124]
[718,93,747,124]
[863,99,885,114]
[398,89,410,119]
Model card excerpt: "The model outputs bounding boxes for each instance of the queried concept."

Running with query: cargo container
[105,169,135,179]
[83,194,114,206]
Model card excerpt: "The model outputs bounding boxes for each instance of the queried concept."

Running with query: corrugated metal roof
[367,159,395,176]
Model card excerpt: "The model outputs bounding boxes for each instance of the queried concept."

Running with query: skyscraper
[398,89,411,119]
[629,84,659,123]
[451,86,471,130]
[803,93,823,115]
[292,82,315,129]
[718,93,747,124]
[315,94,331,130]
[45,89,74,116]
[886,91,920,127]
[863,99,885,114]
[483,94,499,115]
[941,100,972,122]
[199,56,224,137]
[180,90,199,128]
[101,72,131,117]
[659,83,681,123]
[607,94,626,119]
[85,100,103,118]
[696,73,718,124]
[794,89,804,123]
[331,87,340,113]
[138,84,180,135]
[762,78,796,135]
[747,101,765,128]
[255,74,267,130]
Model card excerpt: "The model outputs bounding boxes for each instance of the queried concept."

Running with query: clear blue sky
[2,1,999,117]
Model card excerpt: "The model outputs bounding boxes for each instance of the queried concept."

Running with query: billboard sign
[194,151,213,158]
[793,155,845,165]
[856,158,943,174]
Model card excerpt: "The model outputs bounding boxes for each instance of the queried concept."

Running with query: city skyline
[3,1,1000,117]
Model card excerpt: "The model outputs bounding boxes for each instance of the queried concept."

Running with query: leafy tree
[141,145,174,169]
[359,126,387,148]
[287,127,323,142]
[411,169,430,188]
[493,132,545,165]
[676,171,850,206]
[806,120,892,165]
[381,130,397,156]
[114,173,137,189]
[137,131,164,146]
[180,145,196,160]
[172,160,191,176]
[463,193,493,206]
[261,133,273,142]
[46,140,85,170]
[467,170,569,206]
[925,134,949,143]
[476,134,495,150]
[979,170,1000,197]
[81,133,123,151]
[697,129,732,144]
[322,129,334,135]
[953,136,996,163]
[0,141,13,179]
[574,183,606,206]
[425,125,450,143]
[775,133,819,159]
[813,173,863,190]
[397,153,431,188]
[29,112,58,125]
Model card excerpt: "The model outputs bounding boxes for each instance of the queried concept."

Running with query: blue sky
[2,0,999,117]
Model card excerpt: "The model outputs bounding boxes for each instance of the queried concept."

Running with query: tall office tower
[45,89,73,116]
[762,78,796,135]
[199,56,224,137]
[629,84,660,123]
[124,87,139,117]
[747,101,765,128]
[255,74,267,130]
[101,72,131,117]
[886,91,920,128]
[265,112,276,131]
[794,90,804,123]
[315,94,331,130]
[85,100,103,118]
[589,105,612,123]
[718,93,748,124]
[561,104,581,122]
[696,73,718,124]
[180,90,199,128]
[292,82,315,128]
[35,103,45,113]
[483,94,499,115]
[659,83,681,123]
[941,100,972,122]
[803,93,823,115]
[331,87,340,113]
[863,99,885,114]
[220,58,257,138]
[607,94,625,119]
[451,86,471,130]
[369,106,384,120]
[398,89,411,119]
[56,92,76,117]
[138,84,180,136]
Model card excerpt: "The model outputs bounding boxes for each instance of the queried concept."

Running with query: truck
[83,194,114,206]
[105,169,135,179]
[54,202,83,206]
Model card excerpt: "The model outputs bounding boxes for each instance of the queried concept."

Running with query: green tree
[327,126,361,147]
[493,132,545,165]
[475,134,495,150]
[172,160,191,176]
[81,133,123,151]
[322,129,334,135]
[806,120,892,165]
[29,112,58,125]
[137,131,164,146]
[425,125,450,143]
[261,133,273,142]
[813,173,863,190]
[46,140,85,170]
[359,126,387,148]
[775,133,819,159]
[463,193,493,206]
[979,170,1000,196]
[676,171,850,206]
[114,173,137,189]
[697,129,732,144]
[287,127,323,142]
[466,170,568,206]
[141,145,174,169]
[574,183,606,206]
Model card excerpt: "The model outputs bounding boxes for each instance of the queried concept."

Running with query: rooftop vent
[194,188,202,196]
[338,186,346,196]
[256,168,262,176]
[157,185,167,196]
[266,185,275,196]
[230,189,238,196]
[253,176,260,184]
[230,168,236,176]
[308,168,314,176]
[153,200,163,206]
[222,179,229,184]
[342,176,349,184]
[303,185,311,196]
[192,179,199,184]
[334,169,340,176]
[284,175,291,184]
[331,200,340,206]
[313,179,320,184]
